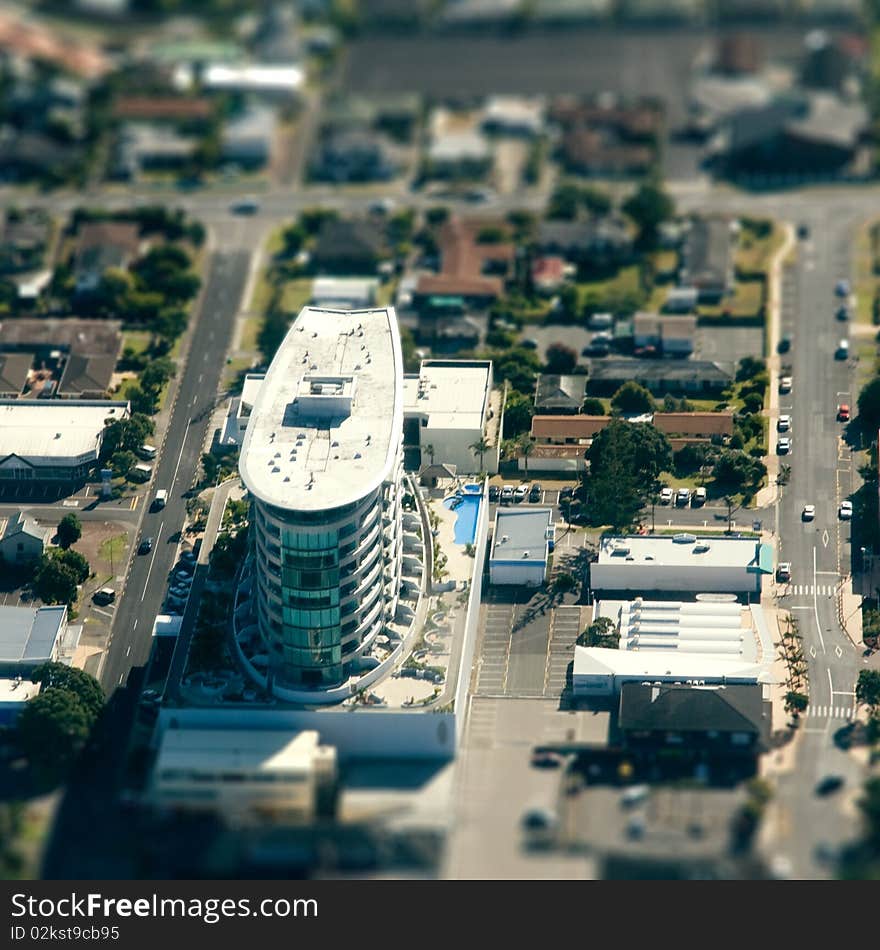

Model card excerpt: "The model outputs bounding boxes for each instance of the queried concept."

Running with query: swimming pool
[444,492,481,545]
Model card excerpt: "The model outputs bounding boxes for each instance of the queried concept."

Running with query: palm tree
[519,434,534,479]
[469,435,491,473]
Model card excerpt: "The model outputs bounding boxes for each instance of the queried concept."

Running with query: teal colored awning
[753,542,773,574]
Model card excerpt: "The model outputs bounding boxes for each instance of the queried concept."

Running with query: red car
[837,404,850,422]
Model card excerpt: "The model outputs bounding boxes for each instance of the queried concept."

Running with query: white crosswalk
[807,705,852,719]
[785,584,837,596]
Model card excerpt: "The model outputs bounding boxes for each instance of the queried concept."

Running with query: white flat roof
[312,277,378,303]
[573,646,768,682]
[0,400,128,462]
[596,534,767,570]
[402,360,491,431]
[203,63,305,92]
[0,678,40,704]
[155,728,323,775]
[239,307,402,510]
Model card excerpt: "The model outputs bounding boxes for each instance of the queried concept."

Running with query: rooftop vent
[522,551,530,558]
[354,452,361,459]
[673,533,697,544]
[500,534,509,543]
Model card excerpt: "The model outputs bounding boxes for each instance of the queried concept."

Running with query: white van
[153,489,168,510]
[138,444,157,460]
[130,463,153,482]
[588,312,614,330]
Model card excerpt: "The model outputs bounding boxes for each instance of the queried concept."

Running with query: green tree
[56,513,81,550]
[622,182,674,245]
[124,384,156,416]
[545,342,578,375]
[741,392,764,415]
[712,451,766,494]
[16,688,91,780]
[140,356,176,398]
[558,284,580,322]
[519,435,534,478]
[547,183,581,220]
[494,346,541,395]
[32,558,79,607]
[110,449,137,479]
[425,206,449,227]
[258,308,290,364]
[469,436,491,472]
[577,616,618,648]
[736,356,766,382]
[281,222,306,257]
[503,389,534,438]
[611,381,656,415]
[51,549,89,584]
[100,414,154,461]
[582,397,606,416]
[858,376,880,430]
[580,186,612,216]
[784,691,809,715]
[31,662,104,723]
[856,669,880,713]
[584,420,672,529]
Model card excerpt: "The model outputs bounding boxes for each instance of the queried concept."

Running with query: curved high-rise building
[239,307,404,690]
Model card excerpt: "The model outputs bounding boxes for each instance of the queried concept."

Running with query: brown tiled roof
[436,217,515,282]
[112,97,213,121]
[561,128,654,173]
[531,415,611,440]
[75,221,141,258]
[660,315,697,340]
[653,412,734,438]
[415,273,503,298]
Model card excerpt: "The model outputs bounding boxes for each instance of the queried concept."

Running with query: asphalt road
[99,250,252,695]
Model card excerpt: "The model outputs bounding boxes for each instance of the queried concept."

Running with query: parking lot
[475,588,585,702]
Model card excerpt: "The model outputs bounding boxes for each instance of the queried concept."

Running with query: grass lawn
[238,313,262,353]
[854,218,878,327]
[222,356,254,391]
[376,279,398,307]
[280,278,313,313]
[700,279,764,320]
[121,330,151,356]
[577,264,643,305]
[735,223,785,276]
[99,533,128,564]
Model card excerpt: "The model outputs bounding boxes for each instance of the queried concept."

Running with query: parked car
[837,403,850,421]
[693,487,707,506]
[529,483,542,502]
[675,487,691,507]
[815,774,844,796]
[488,485,500,502]
[835,339,849,359]
[779,375,792,394]
[621,784,650,808]
[777,436,791,454]
[582,341,611,357]
[802,504,815,521]
[521,338,539,350]
[659,487,673,505]
[559,486,574,501]
[839,500,853,520]
[776,562,792,583]
[777,414,791,432]
[834,279,850,297]
[92,587,116,605]
[797,223,810,239]
[500,485,514,504]
[230,197,260,215]
[531,750,563,769]
[836,305,849,321]
[514,485,528,503]
[778,333,792,353]
[521,806,558,832]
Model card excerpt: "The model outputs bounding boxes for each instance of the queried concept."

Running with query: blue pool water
[444,492,481,545]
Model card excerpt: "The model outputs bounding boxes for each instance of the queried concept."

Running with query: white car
[835,339,849,359]
[514,485,528,503]
[776,562,792,583]
[777,436,791,454]
[777,415,791,432]
[839,500,853,520]
[675,487,691,507]
[779,376,792,394]
[802,504,816,521]
[659,487,673,505]
[500,485,514,504]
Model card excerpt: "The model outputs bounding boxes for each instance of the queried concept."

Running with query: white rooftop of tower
[239,307,402,510]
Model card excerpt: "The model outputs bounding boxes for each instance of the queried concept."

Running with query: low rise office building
[489,508,554,586]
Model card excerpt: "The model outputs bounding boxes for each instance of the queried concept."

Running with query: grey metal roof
[491,508,553,562]
[0,605,66,665]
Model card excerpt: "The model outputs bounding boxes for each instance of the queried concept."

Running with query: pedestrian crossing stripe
[786,584,837,596]
[806,705,852,719]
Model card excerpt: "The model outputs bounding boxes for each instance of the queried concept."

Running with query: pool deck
[434,493,480,585]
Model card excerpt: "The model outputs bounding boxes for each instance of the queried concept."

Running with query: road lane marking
[827,667,833,697]
[141,522,164,601]
[813,547,826,654]
[126,646,131,656]
[835,645,843,658]
[171,424,189,489]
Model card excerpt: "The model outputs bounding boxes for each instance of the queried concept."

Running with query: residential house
[221,106,278,169]
[58,354,117,399]
[705,92,869,182]
[0,128,82,183]
[586,358,734,396]
[311,218,388,275]
[534,374,587,415]
[531,255,571,294]
[536,217,633,268]
[617,682,769,758]
[632,312,697,356]
[0,353,32,398]
[413,218,515,316]
[482,96,546,138]
[113,124,198,179]
[524,413,610,472]
[313,130,397,183]
[73,221,142,295]
[652,411,734,451]
[427,107,492,180]
[679,218,733,304]
[0,511,49,564]
[0,210,50,274]
[559,126,655,177]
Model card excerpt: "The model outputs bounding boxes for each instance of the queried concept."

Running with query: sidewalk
[754,222,796,510]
